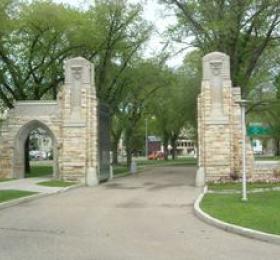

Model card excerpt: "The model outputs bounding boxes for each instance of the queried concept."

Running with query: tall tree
[148,50,201,160]
[82,0,152,109]
[161,0,280,97]
[0,1,87,107]
[118,60,167,167]
[0,0,151,111]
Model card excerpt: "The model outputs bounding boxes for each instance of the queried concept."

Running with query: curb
[193,187,280,245]
[208,186,280,194]
[0,183,84,211]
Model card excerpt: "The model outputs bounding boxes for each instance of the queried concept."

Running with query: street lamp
[236,100,249,201]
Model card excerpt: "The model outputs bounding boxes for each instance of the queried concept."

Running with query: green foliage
[0,0,151,109]
[0,1,84,106]
[161,0,280,97]
[117,59,167,165]
[147,50,201,159]
[83,0,152,107]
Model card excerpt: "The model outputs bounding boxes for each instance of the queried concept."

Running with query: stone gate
[0,57,103,185]
[196,52,255,185]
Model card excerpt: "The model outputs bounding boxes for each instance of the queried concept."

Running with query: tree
[247,77,280,156]
[82,0,152,110]
[0,0,151,112]
[0,0,152,173]
[160,0,280,97]
[117,59,167,167]
[0,1,88,107]
[148,50,201,160]
[111,111,124,165]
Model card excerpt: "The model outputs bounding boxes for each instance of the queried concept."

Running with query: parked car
[29,150,48,160]
[148,151,164,160]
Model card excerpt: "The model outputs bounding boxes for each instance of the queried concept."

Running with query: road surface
[0,166,279,260]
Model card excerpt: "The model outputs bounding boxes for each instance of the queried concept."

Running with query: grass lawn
[113,158,196,177]
[113,165,146,177]
[25,165,53,178]
[201,191,280,235]
[208,182,280,191]
[135,157,197,167]
[37,180,76,187]
[0,190,37,203]
[255,156,280,161]
[113,166,130,176]
[0,178,15,183]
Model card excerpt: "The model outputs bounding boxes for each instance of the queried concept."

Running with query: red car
[148,151,164,160]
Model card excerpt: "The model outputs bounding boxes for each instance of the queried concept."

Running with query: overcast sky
[53,0,187,67]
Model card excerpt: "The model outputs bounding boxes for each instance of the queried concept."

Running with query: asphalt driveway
[0,166,279,260]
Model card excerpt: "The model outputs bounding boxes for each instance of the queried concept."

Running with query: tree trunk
[24,136,31,174]
[126,147,132,169]
[275,138,280,156]
[163,143,168,161]
[112,140,119,165]
[163,134,169,161]
[171,137,177,160]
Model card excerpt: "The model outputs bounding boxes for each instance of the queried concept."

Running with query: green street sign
[247,125,271,136]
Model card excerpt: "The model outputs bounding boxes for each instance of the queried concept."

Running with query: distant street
[0,166,279,260]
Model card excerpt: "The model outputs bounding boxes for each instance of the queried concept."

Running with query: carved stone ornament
[64,57,92,84]
[71,66,82,81]
[210,61,222,76]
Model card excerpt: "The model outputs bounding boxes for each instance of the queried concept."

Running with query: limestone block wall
[0,57,100,185]
[0,101,61,179]
[230,88,255,178]
[60,57,98,183]
[253,161,280,181]
[197,52,255,184]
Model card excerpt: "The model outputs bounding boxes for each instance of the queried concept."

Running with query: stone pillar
[196,52,255,185]
[61,57,99,185]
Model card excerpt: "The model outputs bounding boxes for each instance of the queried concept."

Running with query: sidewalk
[0,177,68,193]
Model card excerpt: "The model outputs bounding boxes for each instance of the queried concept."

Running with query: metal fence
[98,103,111,182]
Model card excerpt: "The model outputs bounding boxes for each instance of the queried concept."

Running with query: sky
[53,0,188,67]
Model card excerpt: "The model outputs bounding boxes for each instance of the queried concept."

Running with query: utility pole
[236,100,248,201]
[145,118,148,160]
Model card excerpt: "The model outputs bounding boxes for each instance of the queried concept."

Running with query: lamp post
[236,100,249,201]
[145,118,148,160]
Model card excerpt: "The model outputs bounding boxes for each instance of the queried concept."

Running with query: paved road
[0,167,279,260]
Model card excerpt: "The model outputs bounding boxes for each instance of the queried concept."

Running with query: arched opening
[13,120,58,179]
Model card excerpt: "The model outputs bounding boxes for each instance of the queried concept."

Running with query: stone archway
[0,57,108,186]
[13,120,58,179]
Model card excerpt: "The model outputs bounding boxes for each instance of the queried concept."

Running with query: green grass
[113,165,145,177]
[25,165,53,178]
[208,182,280,191]
[201,191,280,235]
[113,166,130,176]
[0,178,15,183]
[37,180,76,187]
[255,156,280,161]
[113,157,196,177]
[135,157,197,167]
[0,190,37,203]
